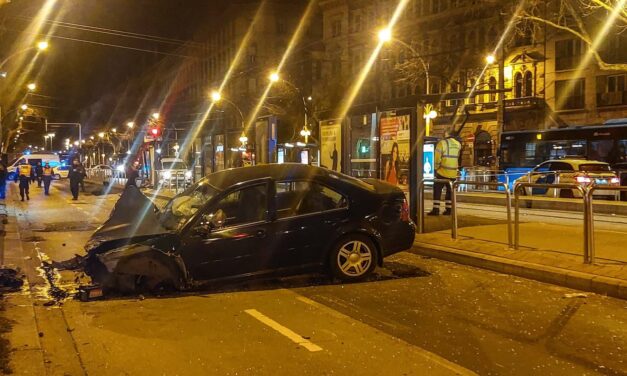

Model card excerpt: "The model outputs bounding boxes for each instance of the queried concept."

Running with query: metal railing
[417,178,454,235]
[585,185,627,264]
[159,171,190,194]
[420,177,627,264]
[513,182,588,254]
[453,180,513,247]
[418,178,513,248]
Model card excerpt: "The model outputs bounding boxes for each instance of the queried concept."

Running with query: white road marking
[244,308,323,352]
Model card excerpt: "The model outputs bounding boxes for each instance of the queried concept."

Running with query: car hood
[86,186,170,253]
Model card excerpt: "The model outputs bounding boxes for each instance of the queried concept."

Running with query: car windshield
[159,180,220,230]
[161,161,187,170]
[579,164,610,172]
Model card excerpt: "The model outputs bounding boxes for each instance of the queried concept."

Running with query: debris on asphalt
[39,261,69,304]
[563,293,588,299]
[77,285,104,302]
[0,267,24,292]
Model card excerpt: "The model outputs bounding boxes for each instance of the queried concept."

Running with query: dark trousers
[80,179,85,192]
[0,180,5,199]
[70,179,80,199]
[19,183,29,200]
[433,173,454,210]
[37,176,42,187]
[43,176,52,195]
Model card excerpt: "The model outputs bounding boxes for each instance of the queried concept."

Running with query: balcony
[597,91,627,107]
[504,97,544,108]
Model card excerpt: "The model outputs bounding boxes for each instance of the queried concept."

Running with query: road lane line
[244,309,323,352]
[292,292,477,376]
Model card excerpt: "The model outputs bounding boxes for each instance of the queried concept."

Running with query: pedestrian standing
[125,161,140,188]
[0,162,7,199]
[15,163,32,201]
[42,163,53,195]
[35,162,43,188]
[428,130,462,216]
[68,159,83,200]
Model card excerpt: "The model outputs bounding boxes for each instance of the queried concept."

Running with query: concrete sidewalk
[413,222,627,300]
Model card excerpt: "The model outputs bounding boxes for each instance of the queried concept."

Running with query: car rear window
[579,164,610,172]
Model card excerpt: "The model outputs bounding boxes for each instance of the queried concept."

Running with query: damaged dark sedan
[80,164,415,292]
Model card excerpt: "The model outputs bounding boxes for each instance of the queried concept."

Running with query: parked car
[55,165,69,179]
[514,159,620,200]
[79,164,415,292]
[158,157,192,187]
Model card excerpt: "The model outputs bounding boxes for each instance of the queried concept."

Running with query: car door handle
[255,229,266,238]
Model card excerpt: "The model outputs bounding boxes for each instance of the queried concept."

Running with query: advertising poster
[423,144,435,180]
[320,120,342,172]
[380,113,410,190]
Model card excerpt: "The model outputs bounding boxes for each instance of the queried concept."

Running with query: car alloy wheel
[333,237,375,279]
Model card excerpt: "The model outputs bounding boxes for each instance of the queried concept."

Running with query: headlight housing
[185,171,192,179]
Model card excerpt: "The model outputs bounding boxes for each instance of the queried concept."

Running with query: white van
[7,153,62,180]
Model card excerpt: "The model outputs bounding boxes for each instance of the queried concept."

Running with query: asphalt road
[3,180,627,375]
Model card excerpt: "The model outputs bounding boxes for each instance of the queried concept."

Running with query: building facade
[314,0,627,185]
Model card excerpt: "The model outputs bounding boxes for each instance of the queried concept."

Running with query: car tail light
[575,175,591,184]
[401,199,409,222]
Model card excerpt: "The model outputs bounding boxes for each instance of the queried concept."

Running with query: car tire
[329,234,378,282]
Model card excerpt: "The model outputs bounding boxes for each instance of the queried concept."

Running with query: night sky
[0,0,225,143]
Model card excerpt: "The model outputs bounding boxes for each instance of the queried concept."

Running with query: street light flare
[98,132,105,138]
[210,90,222,102]
[27,83,36,91]
[485,54,496,64]
[126,121,134,128]
[151,112,160,120]
[37,41,49,51]
[269,72,280,83]
[378,28,392,43]
[20,104,28,111]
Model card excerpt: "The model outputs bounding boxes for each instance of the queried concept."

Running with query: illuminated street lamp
[485,54,496,65]
[210,90,222,102]
[37,41,49,51]
[126,121,134,128]
[378,28,392,43]
[27,83,36,91]
[151,112,160,120]
[111,128,117,133]
[98,132,105,138]
[300,125,311,143]
[269,71,280,83]
[20,104,28,111]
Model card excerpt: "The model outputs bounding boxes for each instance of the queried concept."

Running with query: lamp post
[0,41,49,71]
[267,71,312,142]
[47,122,82,159]
[378,28,430,95]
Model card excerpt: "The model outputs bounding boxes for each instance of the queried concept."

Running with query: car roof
[545,159,608,167]
[203,163,368,191]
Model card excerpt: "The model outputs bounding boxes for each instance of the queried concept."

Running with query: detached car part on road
[76,164,415,293]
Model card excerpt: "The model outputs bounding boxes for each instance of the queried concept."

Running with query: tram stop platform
[413,219,627,300]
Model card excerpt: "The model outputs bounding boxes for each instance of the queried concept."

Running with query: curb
[412,241,627,300]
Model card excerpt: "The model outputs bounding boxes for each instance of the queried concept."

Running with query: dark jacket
[35,165,43,176]
[68,165,85,181]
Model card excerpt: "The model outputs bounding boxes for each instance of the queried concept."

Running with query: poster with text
[380,113,410,190]
[320,120,342,172]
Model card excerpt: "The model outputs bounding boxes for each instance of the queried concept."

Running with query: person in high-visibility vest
[42,163,54,196]
[14,163,32,201]
[428,130,462,216]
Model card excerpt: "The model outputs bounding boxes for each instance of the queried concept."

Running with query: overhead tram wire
[15,15,203,47]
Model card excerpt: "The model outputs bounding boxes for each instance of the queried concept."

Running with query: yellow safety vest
[43,167,53,176]
[18,164,32,177]
[434,138,461,179]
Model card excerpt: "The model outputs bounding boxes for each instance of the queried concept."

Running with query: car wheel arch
[112,249,186,290]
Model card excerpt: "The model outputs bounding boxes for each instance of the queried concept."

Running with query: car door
[179,180,273,281]
[531,162,552,195]
[269,180,349,270]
